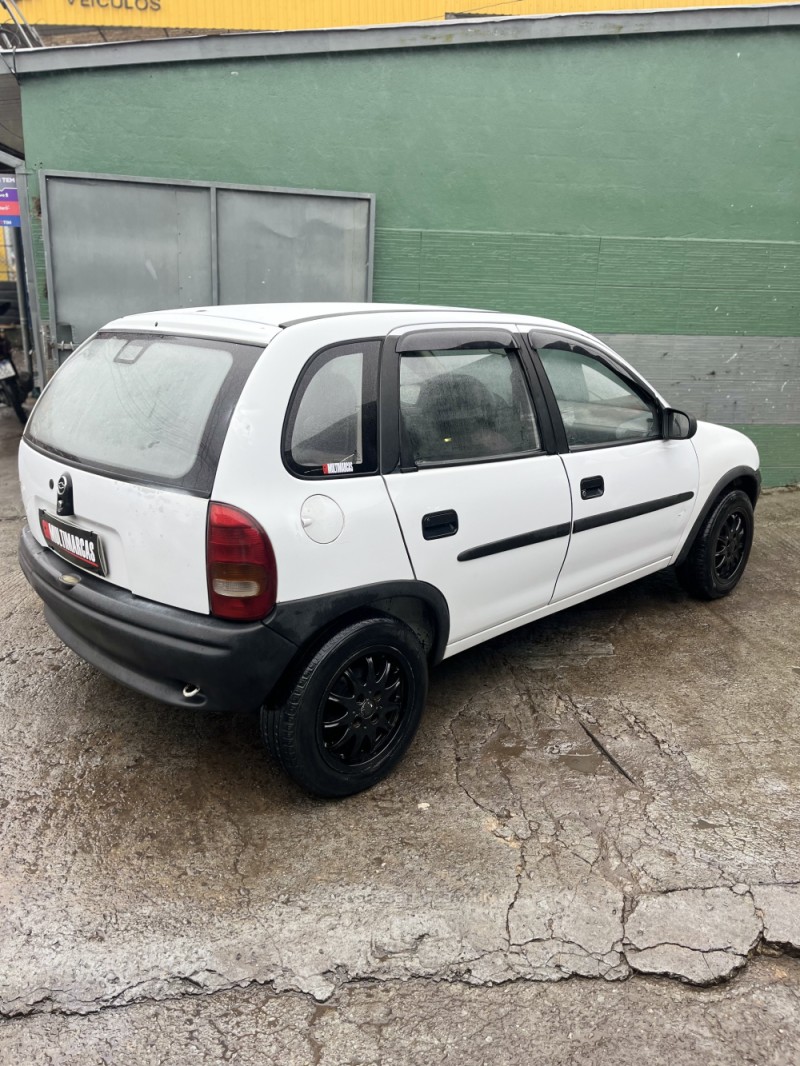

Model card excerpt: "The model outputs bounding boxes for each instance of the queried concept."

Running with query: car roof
[102,302,600,347]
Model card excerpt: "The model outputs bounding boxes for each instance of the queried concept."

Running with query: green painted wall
[374,230,800,336]
[20,31,800,240]
[18,27,800,482]
[727,425,800,488]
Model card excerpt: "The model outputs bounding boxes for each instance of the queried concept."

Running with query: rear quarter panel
[212,321,414,604]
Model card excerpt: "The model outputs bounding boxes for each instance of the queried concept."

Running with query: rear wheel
[262,617,427,797]
[677,489,754,600]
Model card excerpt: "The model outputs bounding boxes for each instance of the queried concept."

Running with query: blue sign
[0,176,21,226]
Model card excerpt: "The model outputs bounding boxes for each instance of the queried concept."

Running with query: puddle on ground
[481,723,528,763]
[480,723,612,779]
[557,752,606,776]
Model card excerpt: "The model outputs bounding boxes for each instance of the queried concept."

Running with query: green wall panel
[373,230,800,337]
[20,29,800,242]
[727,426,800,488]
[17,26,800,482]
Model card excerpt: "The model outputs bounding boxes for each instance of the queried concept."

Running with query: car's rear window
[25,332,263,494]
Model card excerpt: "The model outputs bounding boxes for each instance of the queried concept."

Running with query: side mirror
[663,408,697,440]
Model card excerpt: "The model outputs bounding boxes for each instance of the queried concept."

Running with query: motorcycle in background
[0,301,32,425]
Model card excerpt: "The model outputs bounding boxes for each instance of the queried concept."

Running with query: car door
[528,332,699,602]
[380,324,572,649]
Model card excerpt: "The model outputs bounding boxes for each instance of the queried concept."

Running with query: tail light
[207,503,277,621]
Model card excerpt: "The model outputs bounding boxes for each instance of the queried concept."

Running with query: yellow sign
[4,0,790,31]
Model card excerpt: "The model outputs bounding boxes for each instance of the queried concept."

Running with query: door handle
[580,476,604,500]
[422,509,459,540]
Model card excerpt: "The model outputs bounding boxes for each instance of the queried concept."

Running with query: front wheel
[262,617,428,797]
[677,488,754,600]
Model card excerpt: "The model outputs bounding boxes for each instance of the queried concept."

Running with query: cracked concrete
[2,408,800,1059]
[624,886,762,983]
[2,956,799,1065]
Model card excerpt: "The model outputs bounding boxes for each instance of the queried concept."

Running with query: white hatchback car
[19,304,760,796]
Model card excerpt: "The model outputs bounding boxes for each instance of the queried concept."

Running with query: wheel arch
[264,580,450,705]
[675,465,761,567]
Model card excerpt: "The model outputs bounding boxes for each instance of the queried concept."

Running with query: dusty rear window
[25,332,263,494]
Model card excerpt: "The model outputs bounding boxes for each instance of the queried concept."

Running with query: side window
[539,343,658,448]
[399,346,541,465]
[285,341,378,476]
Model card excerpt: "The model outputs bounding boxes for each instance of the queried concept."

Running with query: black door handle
[422,509,459,540]
[580,476,604,500]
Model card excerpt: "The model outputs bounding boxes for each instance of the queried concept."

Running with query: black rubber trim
[266,579,451,665]
[21,528,454,708]
[519,333,570,454]
[379,332,403,474]
[572,491,695,533]
[674,465,761,566]
[457,522,571,562]
[19,525,298,713]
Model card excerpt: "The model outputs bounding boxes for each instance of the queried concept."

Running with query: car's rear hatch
[19,330,267,614]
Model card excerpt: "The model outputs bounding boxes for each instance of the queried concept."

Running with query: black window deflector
[529,331,653,399]
[397,328,516,353]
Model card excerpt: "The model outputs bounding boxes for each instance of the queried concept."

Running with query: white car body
[17,304,760,791]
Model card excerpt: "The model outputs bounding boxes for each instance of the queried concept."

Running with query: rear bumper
[19,525,298,712]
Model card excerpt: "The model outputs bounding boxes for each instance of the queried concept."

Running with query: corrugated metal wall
[2,0,794,30]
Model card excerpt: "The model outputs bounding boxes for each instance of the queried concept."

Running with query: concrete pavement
[1,408,799,1062]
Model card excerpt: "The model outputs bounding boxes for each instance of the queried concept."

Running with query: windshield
[25,332,263,494]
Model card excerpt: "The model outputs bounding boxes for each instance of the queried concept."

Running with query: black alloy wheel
[262,617,428,797]
[713,510,747,582]
[677,488,754,600]
[321,651,408,769]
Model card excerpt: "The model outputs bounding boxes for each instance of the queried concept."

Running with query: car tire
[262,617,428,798]
[677,489,754,600]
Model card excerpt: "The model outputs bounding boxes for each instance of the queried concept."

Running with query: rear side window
[399,347,540,465]
[25,332,262,494]
[284,341,379,477]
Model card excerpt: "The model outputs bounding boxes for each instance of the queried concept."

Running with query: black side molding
[573,491,695,534]
[457,523,571,562]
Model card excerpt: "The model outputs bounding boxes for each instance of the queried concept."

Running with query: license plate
[39,510,108,576]
[0,358,15,381]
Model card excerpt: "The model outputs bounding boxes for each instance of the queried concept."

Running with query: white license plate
[0,359,15,381]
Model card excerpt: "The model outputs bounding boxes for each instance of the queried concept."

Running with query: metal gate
[40,171,375,363]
